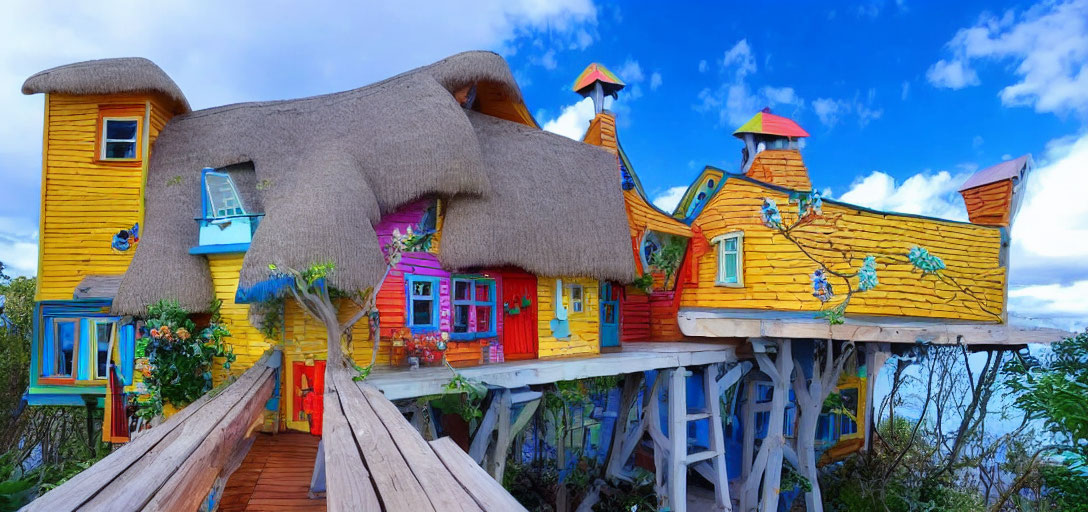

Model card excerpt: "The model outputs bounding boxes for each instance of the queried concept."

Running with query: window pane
[723,253,737,282]
[475,283,490,302]
[453,281,470,301]
[475,306,491,333]
[724,238,737,251]
[602,302,616,323]
[55,321,76,377]
[106,120,138,140]
[105,141,136,159]
[755,383,773,403]
[96,323,114,379]
[453,305,470,333]
[411,280,432,297]
[204,173,245,217]
[571,286,582,301]
[412,299,433,325]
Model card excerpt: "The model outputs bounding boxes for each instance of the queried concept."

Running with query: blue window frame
[450,276,496,340]
[202,169,246,219]
[406,276,440,331]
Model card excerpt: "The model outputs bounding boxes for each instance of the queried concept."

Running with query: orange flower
[176,327,190,340]
[160,325,171,336]
[150,328,160,338]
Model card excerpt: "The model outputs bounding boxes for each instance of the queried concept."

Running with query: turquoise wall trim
[190,243,250,255]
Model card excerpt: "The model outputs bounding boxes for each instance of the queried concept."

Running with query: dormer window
[192,165,264,253]
[100,118,140,160]
[203,171,246,218]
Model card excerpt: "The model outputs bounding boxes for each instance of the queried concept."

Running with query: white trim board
[677,308,1069,346]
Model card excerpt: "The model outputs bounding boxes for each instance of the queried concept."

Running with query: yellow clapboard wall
[536,277,600,359]
[36,94,174,300]
[206,254,274,383]
[683,179,1006,321]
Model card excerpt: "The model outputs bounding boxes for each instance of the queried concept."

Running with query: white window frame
[712,230,744,287]
[568,284,584,314]
[100,117,141,160]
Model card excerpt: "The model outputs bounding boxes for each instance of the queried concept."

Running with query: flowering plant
[394,329,448,367]
[135,299,235,420]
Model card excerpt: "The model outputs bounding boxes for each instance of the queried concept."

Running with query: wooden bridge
[23,348,523,512]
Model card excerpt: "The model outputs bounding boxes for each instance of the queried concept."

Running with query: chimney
[959,155,1033,228]
[574,63,635,188]
[733,108,812,190]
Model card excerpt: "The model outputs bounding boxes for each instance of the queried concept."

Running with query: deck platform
[367,341,738,400]
[220,432,326,512]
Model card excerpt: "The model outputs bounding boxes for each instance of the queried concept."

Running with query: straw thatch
[107,51,633,315]
[440,111,637,282]
[22,57,191,114]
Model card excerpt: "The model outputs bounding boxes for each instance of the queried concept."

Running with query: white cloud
[836,170,969,221]
[541,97,596,140]
[695,39,804,127]
[811,89,883,128]
[1009,132,1088,283]
[926,59,981,89]
[901,81,911,100]
[0,0,601,277]
[650,71,662,91]
[972,135,984,148]
[0,217,37,277]
[698,60,708,73]
[1009,280,1088,330]
[616,58,645,83]
[1001,153,1013,160]
[539,49,558,70]
[652,186,688,213]
[928,0,1088,116]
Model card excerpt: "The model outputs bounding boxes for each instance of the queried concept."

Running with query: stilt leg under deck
[668,367,688,512]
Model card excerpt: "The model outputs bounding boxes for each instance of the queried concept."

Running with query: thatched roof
[23,57,191,114]
[110,51,633,315]
[441,111,636,282]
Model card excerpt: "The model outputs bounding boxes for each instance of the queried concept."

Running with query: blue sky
[0,0,1085,327]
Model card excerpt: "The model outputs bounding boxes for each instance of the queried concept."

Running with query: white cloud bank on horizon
[652,186,688,213]
[0,0,601,277]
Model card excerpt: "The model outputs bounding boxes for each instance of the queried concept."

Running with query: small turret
[733,109,811,190]
[573,63,625,115]
[959,155,1033,228]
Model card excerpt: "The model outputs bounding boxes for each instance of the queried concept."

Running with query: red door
[501,272,538,360]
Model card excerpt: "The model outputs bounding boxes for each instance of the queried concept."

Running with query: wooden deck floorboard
[219,432,325,512]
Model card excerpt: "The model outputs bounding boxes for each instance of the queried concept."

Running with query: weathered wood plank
[429,437,528,512]
[25,350,273,512]
[354,379,481,512]
[78,354,275,511]
[329,368,436,512]
[323,377,380,512]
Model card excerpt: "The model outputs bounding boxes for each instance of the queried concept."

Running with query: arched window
[640,231,662,269]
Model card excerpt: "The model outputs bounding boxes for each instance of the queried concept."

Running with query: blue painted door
[599,282,620,349]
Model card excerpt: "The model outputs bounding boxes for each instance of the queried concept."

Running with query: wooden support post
[863,343,890,452]
[667,367,688,512]
[486,390,513,481]
[604,373,645,481]
[704,366,731,511]
[310,439,327,498]
[469,391,502,464]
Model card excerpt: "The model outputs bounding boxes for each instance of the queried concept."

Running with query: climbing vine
[760,190,1000,324]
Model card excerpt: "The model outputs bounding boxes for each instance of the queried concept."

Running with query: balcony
[190,214,264,255]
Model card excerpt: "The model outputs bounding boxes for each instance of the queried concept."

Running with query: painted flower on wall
[811,269,834,302]
[761,198,783,228]
[858,255,879,292]
[908,246,946,274]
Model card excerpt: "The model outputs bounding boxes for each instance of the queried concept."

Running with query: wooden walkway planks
[220,432,326,512]
[24,349,279,512]
[322,365,524,512]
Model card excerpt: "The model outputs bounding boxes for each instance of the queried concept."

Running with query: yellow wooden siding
[745,150,812,190]
[683,179,1006,321]
[536,277,600,359]
[36,94,173,300]
[207,254,273,383]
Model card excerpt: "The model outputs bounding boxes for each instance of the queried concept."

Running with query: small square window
[43,319,78,378]
[714,231,744,287]
[568,284,584,313]
[101,118,139,160]
[407,276,439,329]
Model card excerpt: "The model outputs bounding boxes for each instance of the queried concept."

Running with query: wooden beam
[486,389,512,480]
[667,368,688,512]
[430,437,528,512]
[604,374,644,481]
[703,366,731,510]
[323,380,380,511]
[678,309,1069,345]
[356,379,482,512]
[76,352,277,511]
[469,391,502,464]
[716,361,752,394]
[24,350,275,511]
